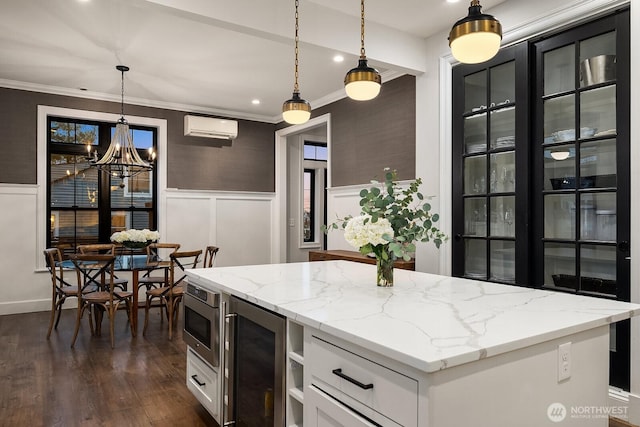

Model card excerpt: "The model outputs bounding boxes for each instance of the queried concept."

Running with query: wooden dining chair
[137,243,181,292]
[77,243,129,291]
[203,245,220,268]
[69,254,135,348]
[143,249,202,340]
[44,248,82,339]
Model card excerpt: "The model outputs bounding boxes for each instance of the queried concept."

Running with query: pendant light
[92,65,154,183]
[282,0,311,125]
[344,0,381,101]
[449,0,502,64]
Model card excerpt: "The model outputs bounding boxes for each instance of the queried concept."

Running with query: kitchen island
[185,261,640,426]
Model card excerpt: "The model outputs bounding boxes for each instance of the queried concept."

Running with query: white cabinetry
[306,385,379,427]
[186,347,219,420]
[287,319,305,427]
[305,329,418,427]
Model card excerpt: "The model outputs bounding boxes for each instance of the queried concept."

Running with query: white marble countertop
[186,261,640,373]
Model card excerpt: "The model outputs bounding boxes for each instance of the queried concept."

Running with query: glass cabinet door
[453,48,521,284]
[538,30,620,297]
[533,10,630,390]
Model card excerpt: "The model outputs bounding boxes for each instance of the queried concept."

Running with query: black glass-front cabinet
[452,9,630,390]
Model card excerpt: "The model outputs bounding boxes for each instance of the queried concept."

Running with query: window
[303,169,315,242]
[48,117,157,251]
[303,141,328,161]
[302,141,327,244]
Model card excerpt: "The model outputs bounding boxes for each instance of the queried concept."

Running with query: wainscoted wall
[0,184,51,315]
[0,184,275,316]
[164,189,274,267]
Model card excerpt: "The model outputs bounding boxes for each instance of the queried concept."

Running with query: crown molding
[0,78,277,124]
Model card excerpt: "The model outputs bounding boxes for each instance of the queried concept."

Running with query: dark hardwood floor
[0,308,218,427]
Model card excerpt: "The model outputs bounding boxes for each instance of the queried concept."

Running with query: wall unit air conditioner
[184,115,238,139]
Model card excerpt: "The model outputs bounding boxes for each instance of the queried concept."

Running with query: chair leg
[127,300,136,338]
[109,306,115,349]
[47,294,58,339]
[167,296,173,340]
[143,295,152,336]
[53,299,64,329]
[71,304,84,348]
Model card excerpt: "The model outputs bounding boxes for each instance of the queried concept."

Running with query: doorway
[274,114,331,264]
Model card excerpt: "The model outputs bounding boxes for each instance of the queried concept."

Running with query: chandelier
[91,65,154,183]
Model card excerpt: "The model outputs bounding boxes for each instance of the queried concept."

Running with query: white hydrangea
[110,228,160,243]
[343,215,394,249]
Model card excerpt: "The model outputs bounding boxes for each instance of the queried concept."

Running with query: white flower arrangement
[343,214,394,249]
[110,228,160,244]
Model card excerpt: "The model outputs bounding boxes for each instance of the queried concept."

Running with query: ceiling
[0,0,505,123]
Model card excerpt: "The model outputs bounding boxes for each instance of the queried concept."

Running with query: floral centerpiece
[110,229,160,249]
[325,168,446,287]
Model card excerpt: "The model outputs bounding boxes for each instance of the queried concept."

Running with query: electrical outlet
[558,342,571,382]
[289,218,295,227]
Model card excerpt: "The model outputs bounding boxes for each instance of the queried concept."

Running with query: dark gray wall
[0,87,276,191]
[1,74,415,189]
[315,75,416,186]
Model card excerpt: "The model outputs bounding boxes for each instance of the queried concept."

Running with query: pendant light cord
[360,0,366,59]
[293,0,300,93]
[119,67,126,120]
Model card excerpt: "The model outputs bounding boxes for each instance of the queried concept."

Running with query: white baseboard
[0,299,52,316]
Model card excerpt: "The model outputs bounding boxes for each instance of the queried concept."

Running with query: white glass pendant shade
[344,59,381,101]
[449,0,502,64]
[282,92,311,125]
[450,31,501,64]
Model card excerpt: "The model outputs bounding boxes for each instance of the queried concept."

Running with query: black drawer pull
[332,368,373,390]
[191,374,206,387]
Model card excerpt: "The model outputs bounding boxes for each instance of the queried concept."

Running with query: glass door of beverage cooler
[533,11,630,389]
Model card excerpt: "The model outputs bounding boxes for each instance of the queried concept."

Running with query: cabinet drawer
[308,335,418,427]
[186,347,219,420]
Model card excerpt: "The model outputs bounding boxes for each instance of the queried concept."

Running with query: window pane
[50,121,98,145]
[50,210,99,247]
[464,197,486,237]
[50,154,98,208]
[545,242,576,289]
[110,171,153,208]
[303,143,327,161]
[110,126,154,150]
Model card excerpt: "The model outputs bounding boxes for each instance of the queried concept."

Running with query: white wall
[165,189,275,267]
[0,184,51,314]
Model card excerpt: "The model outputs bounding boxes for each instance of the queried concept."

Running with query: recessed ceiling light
[251,99,260,105]
[446,0,461,3]
[333,55,344,63]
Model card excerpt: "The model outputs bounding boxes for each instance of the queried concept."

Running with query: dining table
[61,252,170,334]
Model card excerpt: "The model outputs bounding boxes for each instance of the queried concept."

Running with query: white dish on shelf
[467,143,485,154]
[594,129,616,137]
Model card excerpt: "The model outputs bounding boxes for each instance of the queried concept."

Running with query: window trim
[36,106,167,270]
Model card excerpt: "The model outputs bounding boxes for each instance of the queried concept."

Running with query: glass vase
[376,255,394,287]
